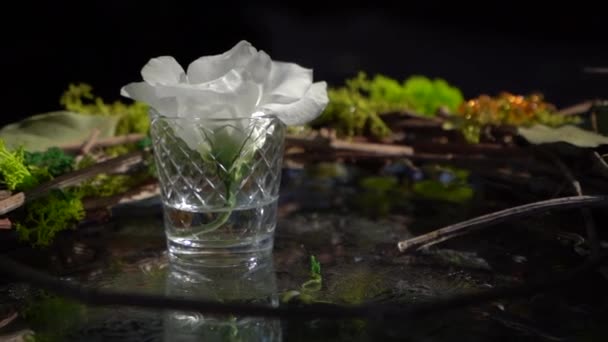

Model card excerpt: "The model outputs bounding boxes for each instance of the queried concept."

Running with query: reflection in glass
[163,255,282,341]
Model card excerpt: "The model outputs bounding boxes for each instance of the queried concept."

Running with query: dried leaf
[0,111,118,152]
[518,124,608,148]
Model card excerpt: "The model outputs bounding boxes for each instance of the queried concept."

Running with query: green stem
[301,275,322,293]
[173,131,253,239]
[189,188,237,238]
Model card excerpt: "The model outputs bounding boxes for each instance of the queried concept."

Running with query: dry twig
[0,312,17,329]
[0,191,11,200]
[397,195,608,253]
[79,129,101,155]
[0,193,25,216]
[27,151,143,201]
[557,101,594,116]
[83,182,159,211]
[0,151,144,216]
[0,218,11,230]
[286,135,414,157]
[75,128,101,164]
[591,152,608,179]
[550,154,601,258]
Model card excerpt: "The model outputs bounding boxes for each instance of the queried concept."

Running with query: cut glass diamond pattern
[151,117,285,210]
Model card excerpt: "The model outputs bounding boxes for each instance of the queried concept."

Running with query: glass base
[167,234,274,267]
[164,252,281,341]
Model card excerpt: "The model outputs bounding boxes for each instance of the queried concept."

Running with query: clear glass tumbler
[149,111,286,265]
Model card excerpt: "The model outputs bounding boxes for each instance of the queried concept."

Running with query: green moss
[24,147,74,177]
[74,154,154,200]
[15,190,85,247]
[0,140,36,190]
[402,76,464,116]
[314,72,463,139]
[105,143,140,157]
[76,172,148,199]
[313,72,393,138]
[74,154,97,170]
[368,74,409,105]
[60,83,150,135]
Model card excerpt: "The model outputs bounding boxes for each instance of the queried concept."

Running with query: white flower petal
[120,82,178,116]
[244,50,272,84]
[155,78,261,119]
[179,99,239,119]
[258,81,328,126]
[162,118,213,163]
[186,40,256,84]
[121,40,327,136]
[261,61,313,104]
[141,56,186,85]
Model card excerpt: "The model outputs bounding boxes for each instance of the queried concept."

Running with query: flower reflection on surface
[163,255,282,341]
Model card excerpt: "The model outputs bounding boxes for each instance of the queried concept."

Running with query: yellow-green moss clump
[314,72,464,138]
[60,83,150,135]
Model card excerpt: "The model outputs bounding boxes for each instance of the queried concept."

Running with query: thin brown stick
[550,155,601,258]
[0,151,144,216]
[0,191,11,200]
[390,118,444,129]
[366,137,515,157]
[409,141,523,157]
[286,135,414,157]
[28,151,144,201]
[0,312,17,329]
[75,128,101,165]
[591,111,599,132]
[397,195,608,253]
[583,67,608,74]
[59,133,146,152]
[286,133,534,164]
[82,181,159,211]
[330,139,413,156]
[80,128,101,154]
[557,100,593,116]
[591,152,608,179]
[0,218,11,229]
[0,192,25,216]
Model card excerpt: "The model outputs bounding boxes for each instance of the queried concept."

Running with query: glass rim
[149,108,282,123]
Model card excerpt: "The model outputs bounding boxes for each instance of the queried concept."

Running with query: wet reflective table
[1,162,607,341]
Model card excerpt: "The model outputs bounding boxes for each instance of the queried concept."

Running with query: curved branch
[398,195,608,253]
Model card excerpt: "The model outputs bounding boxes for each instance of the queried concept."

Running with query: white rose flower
[120,40,328,161]
[120,41,329,236]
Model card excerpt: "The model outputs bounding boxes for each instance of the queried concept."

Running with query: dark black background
[3,1,607,126]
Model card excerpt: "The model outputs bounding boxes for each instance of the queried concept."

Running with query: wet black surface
[1,161,608,341]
